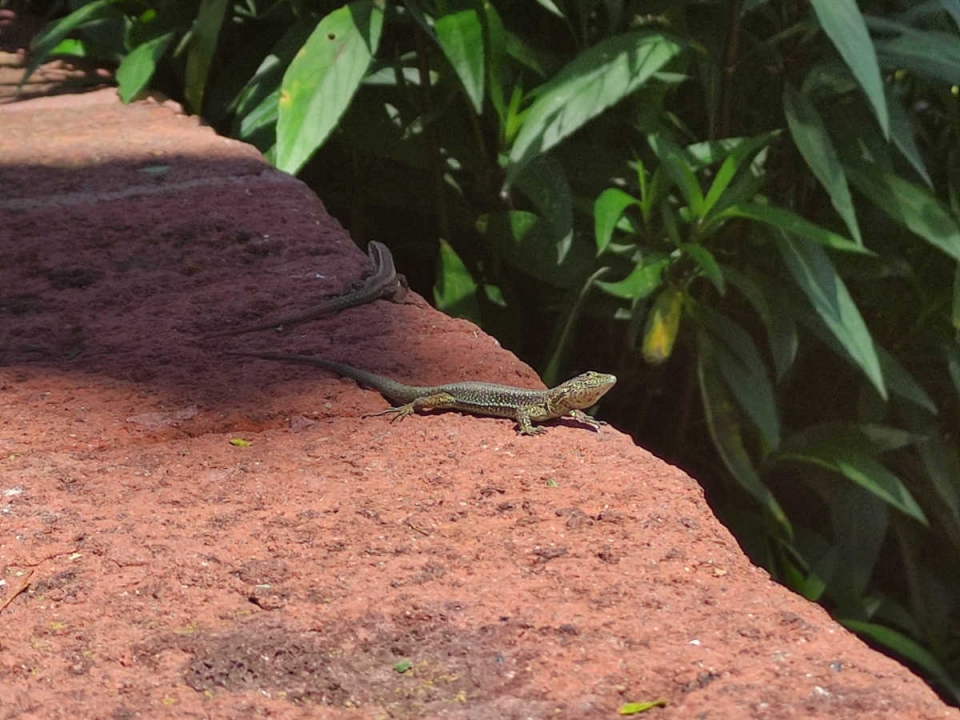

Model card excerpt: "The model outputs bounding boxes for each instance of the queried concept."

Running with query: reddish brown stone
[0,20,957,718]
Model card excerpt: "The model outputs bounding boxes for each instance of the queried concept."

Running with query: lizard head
[553,371,617,410]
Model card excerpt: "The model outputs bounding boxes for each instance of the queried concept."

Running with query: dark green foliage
[26,0,960,703]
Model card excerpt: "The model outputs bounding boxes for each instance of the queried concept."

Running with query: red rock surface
[1,21,958,719]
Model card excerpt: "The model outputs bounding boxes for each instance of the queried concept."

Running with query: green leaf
[506,31,683,183]
[949,344,960,395]
[648,132,705,217]
[433,239,481,323]
[696,306,779,450]
[780,422,922,455]
[542,267,611,386]
[618,699,667,714]
[775,430,926,524]
[846,168,960,263]
[796,543,834,602]
[776,232,886,399]
[184,0,229,113]
[484,1,506,122]
[723,203,869,254]
[393,659,413,673]
[954,263,960,332]
[230,21,315,122]
[783,84,861,245]
[237,88,280,142]
[515,155,573,262]
[116,32,174,103]
[434,2,485,114]
[682,244,725,295]
[840,620,960,702]
[886,87,932,188]
[877,346,937,414]
[698,332,790,533]
[686,133,778,169]
[503,28,553,79]
[476,210,593,288]
[915,427,960,526]
[594,188,638,254]
[23,0,121,84]
[808,0,888,137]
[48,38,88,57]
[595,255,670,300]
[870,20,960,85]
[701,132,775,218]
[828,485,888,606]
[942,0,960,31]
[532,0,564,18]
[722,266,798,380]
[276,0,385,175]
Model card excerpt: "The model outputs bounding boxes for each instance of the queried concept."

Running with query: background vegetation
[23,0,960,703]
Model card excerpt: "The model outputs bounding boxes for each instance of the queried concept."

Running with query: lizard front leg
[516,410,547,435]
[566,409,605,430]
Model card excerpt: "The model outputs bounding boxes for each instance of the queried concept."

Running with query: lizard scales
[230,352,616,435]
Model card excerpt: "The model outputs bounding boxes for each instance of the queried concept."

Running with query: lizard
[204,241,407,339]
[228,352,617,435]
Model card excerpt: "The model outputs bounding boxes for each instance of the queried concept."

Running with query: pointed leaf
[276,1,384,174]
[847,168,960,263]
[809,0,888,136]
[434,239,481,322]
[697,307,779,449]
[231,20,315,122]
[506,32,683,183]
[886,87,932,188]
[682,244,725,295]
[877,346,937,414]
[434,2,485,113]
[776,232,886,399]
[648,132,705,216]
[698,332,790,532]
[955,264,960,332]
[532,0,565,18]
[841,620,960,702]
[776,432,926,523]
[476,210,593,288]
[723,266,799,380]
[829,486,888,604]
[594,188,639,254]
[23,0,121,84]
[784,84,861,244]
[595,255,670,300]
[184,0,229,113]
[871,21,960,85]
[780,422,923,455]
[723,202,869,254]
[702,132,775,217]
[943,0,960,31]
[116,32,173,103]
[542,267,611,386]
[515,155,573,261]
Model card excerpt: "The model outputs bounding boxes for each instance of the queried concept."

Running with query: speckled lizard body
[206,241,407,339]
[229,352,617,435]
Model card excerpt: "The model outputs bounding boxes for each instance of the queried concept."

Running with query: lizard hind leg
[360,392,455,423]
[362,403,416,422]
